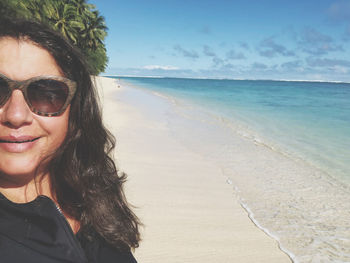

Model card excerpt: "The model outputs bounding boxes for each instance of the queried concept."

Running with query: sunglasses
[0,73,76,117]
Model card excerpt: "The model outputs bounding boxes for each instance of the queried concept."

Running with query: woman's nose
[0,90,33,128]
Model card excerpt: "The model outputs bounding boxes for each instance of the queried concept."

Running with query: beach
[94,76,292,262]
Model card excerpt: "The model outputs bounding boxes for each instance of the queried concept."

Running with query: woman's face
[0,37,69,181]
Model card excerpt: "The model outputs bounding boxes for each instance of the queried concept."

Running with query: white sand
[94,76,291,263]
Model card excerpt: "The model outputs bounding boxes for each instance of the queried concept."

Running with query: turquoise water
[119,77,350,182]
[111,77,350,262]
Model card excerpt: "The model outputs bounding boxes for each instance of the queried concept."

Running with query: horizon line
[101,74,350,84]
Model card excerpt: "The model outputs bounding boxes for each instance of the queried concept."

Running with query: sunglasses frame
[0,73,76,116]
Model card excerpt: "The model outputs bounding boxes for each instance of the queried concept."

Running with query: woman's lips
[0,136,41,153]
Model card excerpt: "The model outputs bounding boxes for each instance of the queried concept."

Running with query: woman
[0,18,140,262]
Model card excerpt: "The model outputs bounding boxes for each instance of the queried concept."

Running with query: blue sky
[92,0,350,82]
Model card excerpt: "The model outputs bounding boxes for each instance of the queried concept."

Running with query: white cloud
[143,65,179,70]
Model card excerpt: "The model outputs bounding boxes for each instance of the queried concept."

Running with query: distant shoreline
[102,75,350,84]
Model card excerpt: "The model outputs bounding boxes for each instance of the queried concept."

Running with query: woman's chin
[0,160,43,185]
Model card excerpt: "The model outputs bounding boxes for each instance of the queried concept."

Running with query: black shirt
[0,193,137,263]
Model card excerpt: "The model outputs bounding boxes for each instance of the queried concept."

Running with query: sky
[91,0,350,82]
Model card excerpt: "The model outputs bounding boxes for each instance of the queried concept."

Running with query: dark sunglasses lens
[27,79,69,114]
[0,77,10,106]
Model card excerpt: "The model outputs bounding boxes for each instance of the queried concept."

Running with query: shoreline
[94,76,292,262]
[117,77,350,262]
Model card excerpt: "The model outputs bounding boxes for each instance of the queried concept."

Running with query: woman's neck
[0,173,53,203]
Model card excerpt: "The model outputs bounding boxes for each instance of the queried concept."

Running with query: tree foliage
[0,0,18,18]
[1,0,108,75]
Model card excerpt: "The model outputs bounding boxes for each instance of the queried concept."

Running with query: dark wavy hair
[0,17,140,250]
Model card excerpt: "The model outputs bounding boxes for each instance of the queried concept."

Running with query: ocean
[111,76,350,263]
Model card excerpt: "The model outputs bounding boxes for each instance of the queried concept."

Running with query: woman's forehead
[0,37,63,81]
